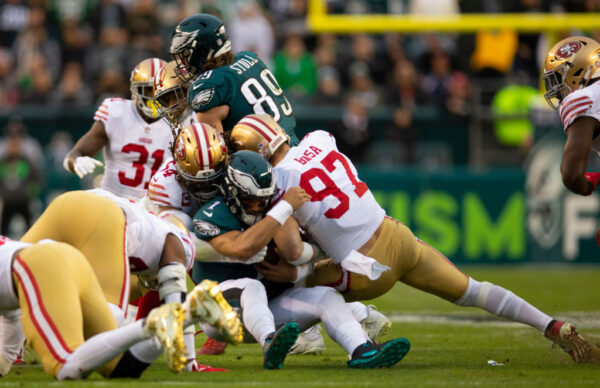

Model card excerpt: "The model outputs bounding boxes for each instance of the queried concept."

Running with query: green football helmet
[169,13,231,81]
[221,150,277,225]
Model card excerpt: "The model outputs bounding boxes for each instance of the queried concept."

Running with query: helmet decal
[556,41,582,59]
[170,29,199,54]
[175,136,186,160]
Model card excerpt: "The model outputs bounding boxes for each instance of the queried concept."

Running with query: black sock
[109,350,150,379]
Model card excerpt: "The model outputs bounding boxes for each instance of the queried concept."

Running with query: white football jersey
[145,157,198,227]
[0,237,30,311]
[94,98,173,200]
[559,81,600,155]
[89,189,195,275]
[274,130,385,263]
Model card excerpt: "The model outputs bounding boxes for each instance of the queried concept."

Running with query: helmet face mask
[170,14,231,81]
[154,61,191,128]
[220,150,276,225]
[543,36,600,110]
[173,123,228,201]
[131,58,166,119]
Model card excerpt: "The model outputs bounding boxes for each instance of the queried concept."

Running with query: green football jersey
[192,195,258,283]
[188,51,299,145]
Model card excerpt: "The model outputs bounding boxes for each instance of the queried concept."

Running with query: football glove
[72,156,103,178]
[584,172,600,191]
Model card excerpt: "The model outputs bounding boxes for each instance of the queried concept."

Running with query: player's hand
[255,258,297,283]
[282,187,311,211]
[73,156,103,178]
[245,246,267,264]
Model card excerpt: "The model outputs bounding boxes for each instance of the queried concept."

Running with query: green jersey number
[240,69,293,122]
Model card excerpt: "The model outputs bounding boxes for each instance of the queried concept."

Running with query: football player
[63,58,173,200]
[192,150,411,369]
[542,36,600,244]
[19,189,243,364]
[154,60,198,131]
[231,113,600,364]
[0,235,186,379]
[169,13,299,144]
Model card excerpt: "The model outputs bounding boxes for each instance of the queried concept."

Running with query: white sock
[57,320,148,380]
[0,310,25,362]
[183,325,196,369]
[240,281,275,346]
[317,289,369,354]
[346,302,369,322]
[129,337,163,364]
[455,277,554,332]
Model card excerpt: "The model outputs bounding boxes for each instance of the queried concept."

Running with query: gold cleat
[184,279,243,345]
[144,302,186,373]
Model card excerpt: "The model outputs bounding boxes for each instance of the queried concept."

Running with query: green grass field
[3,265,600,387]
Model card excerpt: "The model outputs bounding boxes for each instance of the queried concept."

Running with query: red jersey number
[118,144,165,189]
[299,150,368,219]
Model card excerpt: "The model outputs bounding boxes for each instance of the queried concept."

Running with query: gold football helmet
[154,61,190,127]
[543,36,600,109]
[173,123,228,201]
[230,114,290,160]
[131,58,167,119]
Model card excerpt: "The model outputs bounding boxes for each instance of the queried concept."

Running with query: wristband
[294,262,314,285]
[266,200,293,225]
[62,156,72,173]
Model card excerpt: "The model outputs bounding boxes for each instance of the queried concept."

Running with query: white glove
[245,246,267,265]
[72,156,103,178]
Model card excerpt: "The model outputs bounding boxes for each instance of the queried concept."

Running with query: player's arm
[207,217,284,260]
[157,233,188,303]
[196,105,230,134]
[63,120,108,177]
[561,116,600,195]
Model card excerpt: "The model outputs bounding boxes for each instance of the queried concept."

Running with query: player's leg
[20,191,130,313]
[269,286,410,368]
[402,236,597,363]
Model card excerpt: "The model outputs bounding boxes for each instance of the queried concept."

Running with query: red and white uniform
[274,130,385,263]
[94,98,173,200]
[143,111,200,229]
[89,189,195,275]
[559,81,600,154]
[0,237,28,312]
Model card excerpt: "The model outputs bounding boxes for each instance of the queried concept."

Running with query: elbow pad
[158,262,187,303]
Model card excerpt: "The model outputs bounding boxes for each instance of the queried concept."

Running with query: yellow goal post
[307,0,600,34]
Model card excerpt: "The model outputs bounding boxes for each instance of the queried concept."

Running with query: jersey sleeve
[93,97,128,137]
[559,89,594,130]
[188,70,233,113]
[192,197,243,240]
[147,159,186,208]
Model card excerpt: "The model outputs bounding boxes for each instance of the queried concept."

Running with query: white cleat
[289,325,326,355]
[183,279,243,345]
[361,305,392,343]
[144,302,186,373]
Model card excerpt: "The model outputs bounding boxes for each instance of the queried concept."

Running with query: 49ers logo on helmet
[175,136,186,160]
[556,41,581,59]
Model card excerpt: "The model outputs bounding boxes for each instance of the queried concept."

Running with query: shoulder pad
[559,89,594,130]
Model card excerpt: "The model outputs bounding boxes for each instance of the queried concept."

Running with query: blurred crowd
[0,0,598,168]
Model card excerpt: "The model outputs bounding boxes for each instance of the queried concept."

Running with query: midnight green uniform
[188,51,299,145]
[192,194,293,299]
[191,194,258,283]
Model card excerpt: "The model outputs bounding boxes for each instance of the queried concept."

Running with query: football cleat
[361,305,392,343]
[144,302,186,373]
[197,337,228,355]
[289,325,326,355]
[263,322,300,369]
[186,359,229,372]
[347,338,411,369]
[544,320,597,363]
[183,279,243,345]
